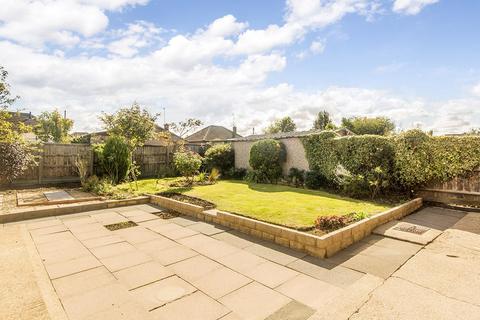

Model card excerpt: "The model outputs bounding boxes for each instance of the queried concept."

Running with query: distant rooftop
[186,125,242,143]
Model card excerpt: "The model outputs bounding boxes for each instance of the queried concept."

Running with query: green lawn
[184,180,389,229]
[113,179,390,229]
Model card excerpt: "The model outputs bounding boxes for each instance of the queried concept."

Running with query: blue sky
[1,0,479,135]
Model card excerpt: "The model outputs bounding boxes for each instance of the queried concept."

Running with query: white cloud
[310,39,326,54]
[0,0,149,48]
[393,0,439,15]
[107,21,165,57]
[472,83,480,97]
[374,62,406,74]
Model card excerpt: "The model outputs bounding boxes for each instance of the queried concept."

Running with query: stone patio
[1,204,479,319]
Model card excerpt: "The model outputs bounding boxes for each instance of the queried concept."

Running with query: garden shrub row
[302,129,480,197]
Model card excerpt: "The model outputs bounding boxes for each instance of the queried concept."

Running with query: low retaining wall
[0,196,151,224]
[149,195,423,258]
[418,189,480,206]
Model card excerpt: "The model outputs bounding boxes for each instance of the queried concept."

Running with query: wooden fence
[418,168,480,205]
[13,143,170,186]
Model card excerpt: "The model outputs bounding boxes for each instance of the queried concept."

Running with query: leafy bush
[347,212,369,222]
[173,150,202,182]
[204,143,234,174]
[226,167,247,180]
[101,136,131,184]
[81,175,113,195]
[288,167,305,187]
[208,168,221,184]
[248,139,285,183]
[302,131,338,181]
[0,142,35,185]
[304,171,327,189]
[196,172,207,183]
[315,215,348,232]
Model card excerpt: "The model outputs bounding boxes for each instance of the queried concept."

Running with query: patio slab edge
[1,196,150,224]
[149,194,423,258]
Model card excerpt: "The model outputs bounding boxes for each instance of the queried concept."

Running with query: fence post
[38,144,44,185]
[89,146,94,176]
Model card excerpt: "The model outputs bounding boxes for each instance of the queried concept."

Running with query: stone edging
[0,196,150,224]
[149,194,423,258]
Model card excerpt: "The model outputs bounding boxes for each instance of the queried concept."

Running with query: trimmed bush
[102,136,131,184]
[315,215,348,232]
[226,167,247,180]
[173,150,203,182]
[248,139,285,183]
[204,143,234,175]
[304,171,326,189]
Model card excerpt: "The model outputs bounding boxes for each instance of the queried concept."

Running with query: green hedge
[302,129,480,197]
[248,139,285,183]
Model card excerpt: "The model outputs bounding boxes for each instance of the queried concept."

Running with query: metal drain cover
[393,224,430,235]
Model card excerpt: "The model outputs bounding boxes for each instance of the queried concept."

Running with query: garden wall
[150,194,423,258]
[232,137,309,175]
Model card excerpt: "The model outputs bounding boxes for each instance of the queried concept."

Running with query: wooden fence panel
[11,143,169,186]
[426,168,480,193]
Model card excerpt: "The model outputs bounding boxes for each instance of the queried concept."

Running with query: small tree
[341,116,395,136]
[0,142,35,185]
[34,110,73,143]
[266,117,296,134]
[167,118,203,139]
[101,136,132,184]
[173,150,202,183]
[313,110,334,130]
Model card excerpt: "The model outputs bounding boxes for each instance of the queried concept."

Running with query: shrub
[102,136,131,184]
[248,139,285,183]
[74,157,89,185]
[208,168,221,184]
[196,172,207,183]
[288,167,305,187]
[173,150,202,182]
[304,171,327,190]
[226,167,247,180]
[81,175,113,195]
[0,142,35,185]
[204,143,234,174]
[347,212,369,222]
[315,215,348,232]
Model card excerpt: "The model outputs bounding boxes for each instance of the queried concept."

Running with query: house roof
[7,111,37,126]
[229,128,354,142]
[186,125,242,143]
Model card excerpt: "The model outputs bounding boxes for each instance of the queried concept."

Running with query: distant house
[185,125,242,153]
[6,111,38,142]
[90,125,183,146]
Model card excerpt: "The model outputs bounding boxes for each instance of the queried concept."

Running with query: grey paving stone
[100,250,151,272]
[244,241,306,265]
[151,291,229,320]
[219,282,291,320]
[266,300,316,320]
[212,230,259,249]
[217,249,267,274]
[45,254,102,280]
[131,275,196,310]
[114,261,173,290]
[244,261,298,288]
[90,241,136,259]
[169,255,222,282]
[186,221,230,236]
[52,266,116,299]
[152,244,198,266]
[193,266,252,299]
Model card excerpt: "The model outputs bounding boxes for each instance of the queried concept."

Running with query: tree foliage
[313,111,334,130]
[100,103,158,150]
[266,117,296,134]
[100,136,132,184]
[167,118,202,138]
[0,66,18,108]
[341,116,395,136]
[204,143,234,175]
[0,142,35,185]
[34,110,73,143]
[173,150,203,182]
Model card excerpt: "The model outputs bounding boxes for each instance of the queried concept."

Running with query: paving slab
[26,218,63,230]
[61,283,132,320]
[373,220,442,245]
[90,241,136,259]
[44,254,102,279]
[186,221,230,235]
[217,249,267,274]
[113,226,161,244]
[100,250,151,272]
[148,222,199,240]
[193,266,252,299]
[244,241,306,265]
[131,275,196,310]
[219,282,291,320]
[128,213,159,223]
[169,255,222,282]
[266,301,316,320]
[151,291,229,320]
[135,237,178,254]
[83,301,153,320]
[276,274,343,309]
[244,260,298,288]
[212,230,259,249]
[168,216,199,227]
[152,244,198,265]
[44,191,74,202]
[114,261,174,290]
[82,234,124,249]
[351,277,480,320]
[52,266,116,299]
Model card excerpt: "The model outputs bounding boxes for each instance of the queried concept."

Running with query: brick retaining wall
[149,195,423,258]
